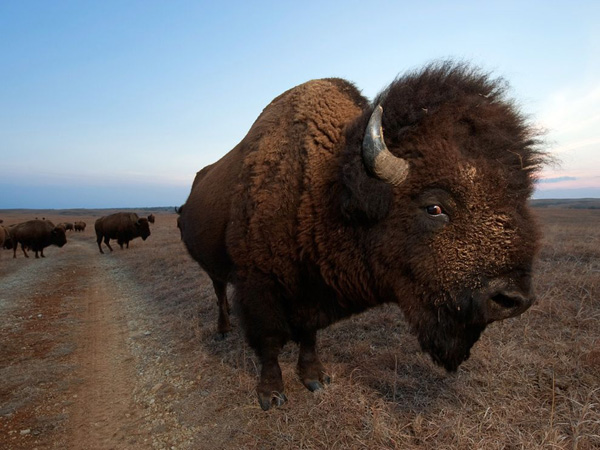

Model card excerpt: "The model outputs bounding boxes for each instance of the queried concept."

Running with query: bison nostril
[490,293,522,309]
[485,290,533,322]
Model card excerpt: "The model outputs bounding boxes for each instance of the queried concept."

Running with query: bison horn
[362,105,409,186]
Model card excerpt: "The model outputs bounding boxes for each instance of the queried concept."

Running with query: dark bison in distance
[57,222,74,231]
[178,61,547,410]
[0,225,12,253]
[95,212,151,254]
[10,219,67,258]
[74,221,87,232]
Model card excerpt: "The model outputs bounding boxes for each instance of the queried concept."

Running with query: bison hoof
[216,324,232,338]
[306,381,323,392]
[257,391,287,411]
[214,332,229,341]
[304,373,331,392]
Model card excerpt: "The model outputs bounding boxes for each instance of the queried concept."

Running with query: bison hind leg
[237,276,291,410]
[297,330,331,392]
[212,279,232,337]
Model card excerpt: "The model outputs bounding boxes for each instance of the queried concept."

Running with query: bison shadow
[197,295,459,413]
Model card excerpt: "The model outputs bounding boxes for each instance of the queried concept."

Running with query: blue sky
[1,1,599,208]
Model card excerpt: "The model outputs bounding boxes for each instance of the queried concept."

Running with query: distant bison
[74,221,87,232]
[11,220,67,258]
[56,222,73,232]
[0,225,12,253]
[147,214,155,224]
[179,62,547,410]
[95,212,151,254]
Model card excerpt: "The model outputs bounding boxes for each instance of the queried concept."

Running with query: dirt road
[1,235,151,449]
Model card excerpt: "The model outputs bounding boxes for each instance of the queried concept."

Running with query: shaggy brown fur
[180,61,546,410]
[11,220,67,258]
[95,212,151,254]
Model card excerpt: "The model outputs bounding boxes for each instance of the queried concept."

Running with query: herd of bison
[0,212,155,259]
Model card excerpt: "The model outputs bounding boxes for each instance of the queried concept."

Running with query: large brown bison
[95,212,151,254]
[11,220,67,258]
[178,62,547,410]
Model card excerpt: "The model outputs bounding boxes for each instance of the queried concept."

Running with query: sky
[1,1,599,209]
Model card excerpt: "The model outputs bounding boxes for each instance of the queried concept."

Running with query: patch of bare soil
[0,233,149,449]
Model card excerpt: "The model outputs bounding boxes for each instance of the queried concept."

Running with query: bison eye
[426,205,444,216]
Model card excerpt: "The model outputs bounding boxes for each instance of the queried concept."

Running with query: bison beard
[179,61,546,410]
[414,305,486,372]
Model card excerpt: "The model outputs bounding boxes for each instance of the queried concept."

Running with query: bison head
[341,62,545,371]
[52,226,67,248]
[137,218,151,240]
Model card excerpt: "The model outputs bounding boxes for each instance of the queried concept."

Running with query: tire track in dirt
[1,235,149,449]
[69,238,147,449]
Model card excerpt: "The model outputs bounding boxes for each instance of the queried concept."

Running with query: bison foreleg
[238,276,291,410]
[104,237,113,252]
[21,244,29,258]
[96,235,104,254]
[212,280,232,337]
[297,330,330,392]
[256,337,287,411]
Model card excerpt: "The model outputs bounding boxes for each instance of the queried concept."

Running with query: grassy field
[1,206,599,449]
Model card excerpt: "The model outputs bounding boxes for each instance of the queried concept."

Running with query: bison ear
[339,156,393,225]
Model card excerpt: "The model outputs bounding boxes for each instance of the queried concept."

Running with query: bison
[74,221,87,232]
[147,214,155,224]
[11,220,67,258]
[0,225,11,254]
[178,62,547,410]
[95,212,151,254]
[57,222,74,231]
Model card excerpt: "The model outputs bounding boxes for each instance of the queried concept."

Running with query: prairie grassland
[1,207,598,449]
[107,208,599,449]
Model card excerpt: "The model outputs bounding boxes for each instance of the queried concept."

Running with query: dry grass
[2,207,598,448]
[103,208,599,449]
